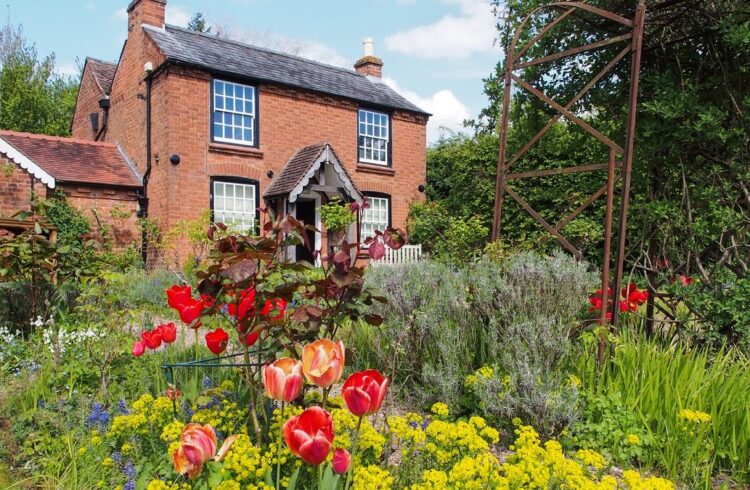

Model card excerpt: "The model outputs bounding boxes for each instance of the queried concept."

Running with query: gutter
[138,65,155,266]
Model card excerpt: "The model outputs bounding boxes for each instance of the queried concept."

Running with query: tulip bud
[332,448,351,474]
[132,340,145,357]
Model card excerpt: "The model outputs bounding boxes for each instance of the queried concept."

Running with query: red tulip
[157,322,177,344]
[132,340,145,357]
[167,285,193,310]
[342,369,388,417]
[239,330,260,346]
[676,275,694,286]
[141,330,162,350]
[262,358,303,402]
[177,299,205,327]
[332,448,351,474]
[302,339,345,388]
[227,287,256,320]
[205,328,229,355]
[283,406,334,466]
[260,298,287,320]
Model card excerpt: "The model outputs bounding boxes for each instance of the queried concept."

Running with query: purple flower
[123,461,136,479]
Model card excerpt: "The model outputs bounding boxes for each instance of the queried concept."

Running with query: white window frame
[361,195,390,242]
[358,109,389,166]
[211,179,258,232]
[212,79,257,146]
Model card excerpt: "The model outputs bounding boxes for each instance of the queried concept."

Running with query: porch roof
[264,143,363,204]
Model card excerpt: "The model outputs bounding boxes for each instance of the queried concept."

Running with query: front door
[295,199,317,263]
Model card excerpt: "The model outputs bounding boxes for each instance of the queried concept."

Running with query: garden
[1,192,749,490]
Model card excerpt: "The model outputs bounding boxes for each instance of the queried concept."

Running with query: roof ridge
[150,24,364,79]
[86,56,117,66]
[0,130,119,148]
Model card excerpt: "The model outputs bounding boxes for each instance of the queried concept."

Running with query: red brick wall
[59,184,140,249]
[0,157,35,217]
[71,65,105,141]
[147,68,426,263]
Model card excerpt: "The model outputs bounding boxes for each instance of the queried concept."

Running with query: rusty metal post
[491,49,514,242]
[611,0,646,327]
[598,149,617,369]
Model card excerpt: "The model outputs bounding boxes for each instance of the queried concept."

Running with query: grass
[577,331,750,485]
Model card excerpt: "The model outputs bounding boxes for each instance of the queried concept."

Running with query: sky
[5,0,502,143]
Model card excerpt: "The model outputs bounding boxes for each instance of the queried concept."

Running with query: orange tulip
[301,339,345,388]
[262,358,303,402]
[172,423,236,480]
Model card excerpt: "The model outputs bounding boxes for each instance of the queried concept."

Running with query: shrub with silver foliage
[358,252,596,435]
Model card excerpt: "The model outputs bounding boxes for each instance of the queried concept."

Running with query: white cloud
[385,0,497,59]
[56,62,80,77]
[166,5,191,27]
[383,77,469,143]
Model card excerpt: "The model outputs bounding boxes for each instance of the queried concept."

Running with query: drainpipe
[139,62,154,266]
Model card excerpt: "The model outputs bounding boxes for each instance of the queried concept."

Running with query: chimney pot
[354,37,383,78]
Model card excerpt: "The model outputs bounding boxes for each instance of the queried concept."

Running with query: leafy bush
[563,390,653,468]
[407,201,488,263]
[358,252,596,435]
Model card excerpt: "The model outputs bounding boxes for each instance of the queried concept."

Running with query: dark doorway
[295,199,317,263]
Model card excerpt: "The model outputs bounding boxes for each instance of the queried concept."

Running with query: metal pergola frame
[491,0,646,329]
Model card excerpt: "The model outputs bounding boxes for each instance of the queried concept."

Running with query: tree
[187,12,211,34]
[0,22,78,136]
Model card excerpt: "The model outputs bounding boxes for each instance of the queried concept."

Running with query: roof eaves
[0,137,56,189]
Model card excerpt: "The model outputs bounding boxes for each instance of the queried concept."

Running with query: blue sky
[6,0,502,143]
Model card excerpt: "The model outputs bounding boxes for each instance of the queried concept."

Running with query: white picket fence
[370,244,423,266]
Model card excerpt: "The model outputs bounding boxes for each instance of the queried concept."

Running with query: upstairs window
[213,80,257,146]
[361,193,390,241]
[211,178,258,232]
[358,109,389,165]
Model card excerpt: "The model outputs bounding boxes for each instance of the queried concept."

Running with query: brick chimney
[354,38,383,78]
[127,0,166,33]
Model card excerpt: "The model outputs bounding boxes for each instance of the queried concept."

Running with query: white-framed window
[358,109,389,165]
[212,179,257,232]
[213,80,256,146]
[361,194,390,241]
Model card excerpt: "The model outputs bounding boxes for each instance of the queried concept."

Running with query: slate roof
[143,25,429,116]
[0,131,142,188]
[264,143,359,200]
[86,57,117,95]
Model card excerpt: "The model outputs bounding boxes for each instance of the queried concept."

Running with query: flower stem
[276,401,285,490]
[343,416,363,490]
[321,387,330,411]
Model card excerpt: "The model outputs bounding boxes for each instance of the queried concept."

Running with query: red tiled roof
[0,130,142,188]
[86,57,117,95]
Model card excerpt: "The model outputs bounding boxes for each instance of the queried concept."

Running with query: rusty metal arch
[491,0,646,328]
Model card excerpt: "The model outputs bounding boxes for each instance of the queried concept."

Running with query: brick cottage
[1,0,429,265]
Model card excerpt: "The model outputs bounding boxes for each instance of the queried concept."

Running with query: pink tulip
[132,340,145,357]
[172,424,236,480]
[262,358,303,403]
[301,339,345,388]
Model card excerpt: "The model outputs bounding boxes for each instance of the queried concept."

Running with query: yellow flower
[678,408,711,424]
[430,402,449,418]
[626,433,641,445]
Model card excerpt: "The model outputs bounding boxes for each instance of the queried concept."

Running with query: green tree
[0,22,78,136]
[454,0,750,347]
[187,12,211,33]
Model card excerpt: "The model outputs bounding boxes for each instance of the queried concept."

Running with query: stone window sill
[355,163,395,176]
[208,143,264,159]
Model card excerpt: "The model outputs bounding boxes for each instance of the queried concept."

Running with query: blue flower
[202,375,212,389]
[123,461,136,479]
[85,402,110,431]
[111,451,122,464]
[123,480,135,490]
[117,399,128,414]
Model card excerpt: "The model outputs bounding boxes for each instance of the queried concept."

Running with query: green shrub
[357,252,596,435]
[407,202,489,264]
[563,390,654,468]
